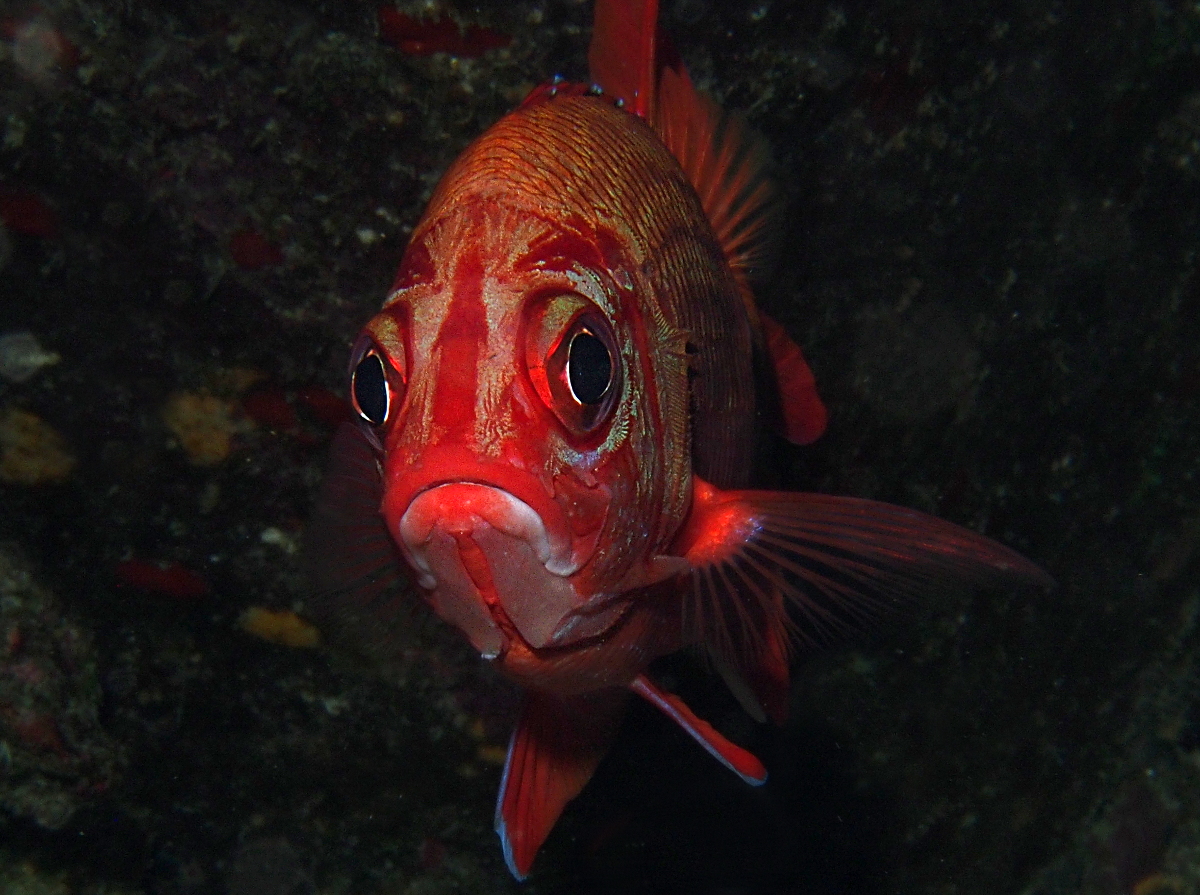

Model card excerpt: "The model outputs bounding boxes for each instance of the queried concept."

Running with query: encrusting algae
[161,392,243,466]
[0,331,60,383]
[237,607,321,649]
[0,407,76,484]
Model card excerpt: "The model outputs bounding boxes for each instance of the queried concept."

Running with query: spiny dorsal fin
[589,2,825,445]
[589,1,782,318]
[588,0,660,119]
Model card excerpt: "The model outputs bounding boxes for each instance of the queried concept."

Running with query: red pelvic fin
[759,311,828,445]
[630,674,767,785]
[674,478,1054,716]
[496,688,627,879]
[588,0,660,119]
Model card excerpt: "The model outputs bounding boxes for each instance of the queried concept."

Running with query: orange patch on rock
[238,607,321,648]
[0,407,76,484]
[161,392,243,465]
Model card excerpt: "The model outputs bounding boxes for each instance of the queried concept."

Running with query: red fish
[309,0,1051,878]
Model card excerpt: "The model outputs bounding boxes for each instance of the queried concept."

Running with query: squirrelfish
[309,0,1050,878]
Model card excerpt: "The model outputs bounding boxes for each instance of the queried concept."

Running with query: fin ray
[655,64,784,300]
[304,422,413,656]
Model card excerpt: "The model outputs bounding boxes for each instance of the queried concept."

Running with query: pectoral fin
[496,689,627,879]
[676,477,1053,720]
[303,422,412,659]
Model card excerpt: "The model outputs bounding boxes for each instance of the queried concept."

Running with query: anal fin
[709,612,792,727]
[496,689,627,879]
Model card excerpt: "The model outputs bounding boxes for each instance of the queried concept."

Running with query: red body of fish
[310,0,1051,878]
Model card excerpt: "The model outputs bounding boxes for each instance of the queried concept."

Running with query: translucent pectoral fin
[304,422,413,659]
[676,478,1053,720]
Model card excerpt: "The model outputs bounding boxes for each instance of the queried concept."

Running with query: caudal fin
[758,312,828,445]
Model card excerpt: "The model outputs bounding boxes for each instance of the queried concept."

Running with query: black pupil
[567,329,611,405]
[353,352,388,425]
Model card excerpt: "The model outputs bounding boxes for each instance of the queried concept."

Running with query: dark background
[1,0,1198,892]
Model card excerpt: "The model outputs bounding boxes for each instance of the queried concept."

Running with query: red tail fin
[760,312,828,445]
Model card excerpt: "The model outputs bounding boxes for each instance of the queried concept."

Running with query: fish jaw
[387,462,639,660]
[397,482,580,657]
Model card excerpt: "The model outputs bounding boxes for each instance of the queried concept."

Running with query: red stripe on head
[430,246,486,440]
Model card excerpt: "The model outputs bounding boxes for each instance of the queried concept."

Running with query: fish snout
[397,483,587,657]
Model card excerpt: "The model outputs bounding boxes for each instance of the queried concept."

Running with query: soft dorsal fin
[654,66,784,303]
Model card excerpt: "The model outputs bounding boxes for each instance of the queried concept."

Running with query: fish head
[345,93,726,666]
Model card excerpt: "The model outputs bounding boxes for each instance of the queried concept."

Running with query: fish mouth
[397,483,596,659]
[399,483,579,587]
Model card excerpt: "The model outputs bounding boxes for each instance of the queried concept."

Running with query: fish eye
[525,302,622,437]
[351,350,390,426]
[347,320,408,438]
[566,328,612,405]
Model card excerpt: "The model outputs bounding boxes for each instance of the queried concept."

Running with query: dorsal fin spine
[589,2,782,317]
[588,2,827,444]
[588,0,660,119]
